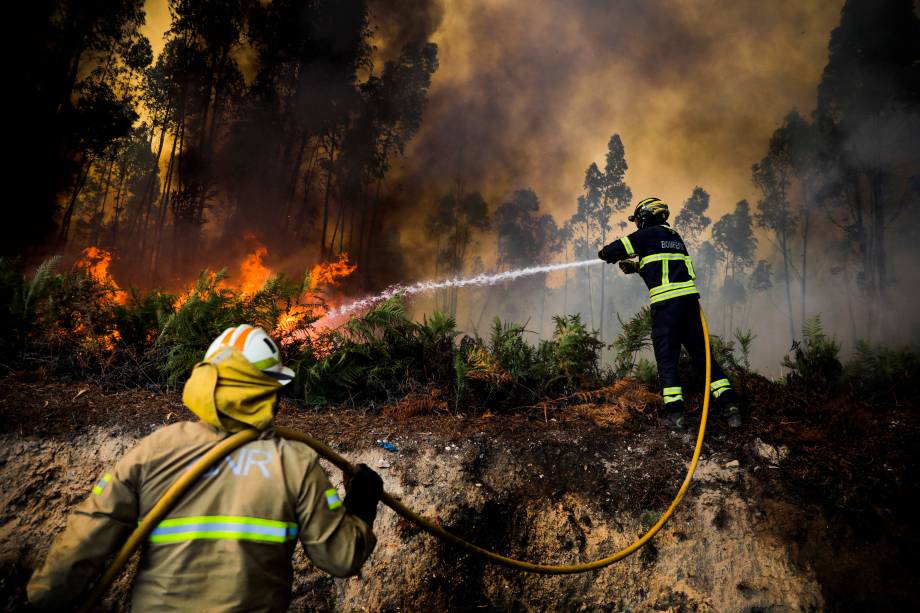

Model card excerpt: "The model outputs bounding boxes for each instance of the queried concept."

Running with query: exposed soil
[1,372,918,611]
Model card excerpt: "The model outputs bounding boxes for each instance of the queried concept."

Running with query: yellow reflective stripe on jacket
[710,378,730,391]
[649,284,699,304]
[149,515,299,544]
[620,236,635,257]
[649,280,697,298]
[92,473,113,496]
[638,253,693,268]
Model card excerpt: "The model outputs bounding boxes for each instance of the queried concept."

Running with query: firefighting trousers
[650,296,736,409]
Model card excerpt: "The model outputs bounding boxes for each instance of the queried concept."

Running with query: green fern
[733,328,756,371]
[633,357,658,387]
[24,256,61,314]
[613,307,652,377]
[782,315,841,389]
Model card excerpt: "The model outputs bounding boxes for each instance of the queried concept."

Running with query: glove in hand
[619,260,639,274]
[344,463,384,526]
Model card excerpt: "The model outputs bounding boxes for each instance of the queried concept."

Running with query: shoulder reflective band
[149,515,299,544]
[620,236,635,257]
[324,488,343,510]
[92,473,113,495]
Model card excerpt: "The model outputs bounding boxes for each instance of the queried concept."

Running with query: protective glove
[344,463,384,526]
[598,247,613,263]
[619,260,639,274]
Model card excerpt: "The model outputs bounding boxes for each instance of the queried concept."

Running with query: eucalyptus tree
[712,200,757,334]
[673,186,712,247]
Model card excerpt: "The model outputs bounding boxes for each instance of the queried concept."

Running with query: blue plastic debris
[376,440,399,452]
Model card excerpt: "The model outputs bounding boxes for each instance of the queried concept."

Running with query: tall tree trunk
[91,158,117,245]
[59,156,93,242]
[584,219,594,329]
[110,160,129,249]
[282,134,308,228]
[361,179,383,287]
[151,121,182,280]
[137,120,168,261]
[780,228,795,343]
[599,213,607,343]
[800,201,810,328]
[563,242,569,315]
[320,169,334,258]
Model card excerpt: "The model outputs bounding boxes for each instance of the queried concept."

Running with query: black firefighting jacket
[598,223,699,305]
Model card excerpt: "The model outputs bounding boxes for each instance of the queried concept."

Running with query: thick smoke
[369,0,445,64]
[388,0,919,372]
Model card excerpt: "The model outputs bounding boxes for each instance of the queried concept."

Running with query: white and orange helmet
[205,324,295,385]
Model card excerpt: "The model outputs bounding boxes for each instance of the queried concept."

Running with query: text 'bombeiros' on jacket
[599,224,700,305]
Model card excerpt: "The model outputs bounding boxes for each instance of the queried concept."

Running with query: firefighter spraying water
[599,197,742,429]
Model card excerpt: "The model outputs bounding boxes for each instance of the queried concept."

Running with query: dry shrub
[382,388,450,419]
[571,379,660,411]
[572,403,632,428]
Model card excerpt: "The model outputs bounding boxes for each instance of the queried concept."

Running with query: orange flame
[239,245,271,294]
[77,247,127,305]
[273,253,357,349]
[308,252,357,292]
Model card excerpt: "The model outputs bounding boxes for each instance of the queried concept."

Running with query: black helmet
[629,197,670,228]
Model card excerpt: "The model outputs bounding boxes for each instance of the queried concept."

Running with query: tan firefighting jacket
[28,349,377,611]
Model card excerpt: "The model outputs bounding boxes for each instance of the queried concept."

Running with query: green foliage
[782,315,842,389]
[157,271,309,386]
[299,298,457,406]
[612,307,652,377]
[543,314,604,386]
[158,271,239,385]
[709,335,741,376]
[733,329,756,372]
[0,257,62,354]
[299,301,608,409]
[845,341,920,399]
[633,357,658,387]
[113,289,175,351]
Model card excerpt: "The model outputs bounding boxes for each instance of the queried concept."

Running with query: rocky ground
[1,374,918,612]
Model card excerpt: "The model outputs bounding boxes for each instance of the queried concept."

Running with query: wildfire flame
[239,244,271,294]
[277,253,358,345]
[308,252,358,292]
[77,247,127,305]
[71,242,358,358]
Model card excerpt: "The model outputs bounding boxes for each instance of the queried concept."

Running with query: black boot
[660,400,688,432]
[715,390,742,428]
[723,404,742,428]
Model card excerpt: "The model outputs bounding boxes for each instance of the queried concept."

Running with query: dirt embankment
[1,378,918,611]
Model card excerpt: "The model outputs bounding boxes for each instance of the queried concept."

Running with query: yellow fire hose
[80,308,713,611]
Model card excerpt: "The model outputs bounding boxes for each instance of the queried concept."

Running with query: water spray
[316,259,604,327]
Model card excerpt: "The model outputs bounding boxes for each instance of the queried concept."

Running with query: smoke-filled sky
[143,0,843,226]
[140,0,846,289]
[396,0,843,223]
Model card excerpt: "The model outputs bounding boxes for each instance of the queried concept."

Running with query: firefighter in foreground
[28,325,383,611]
[599,197,742,429]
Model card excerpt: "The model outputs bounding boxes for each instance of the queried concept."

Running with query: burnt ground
[1,371,919,611]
